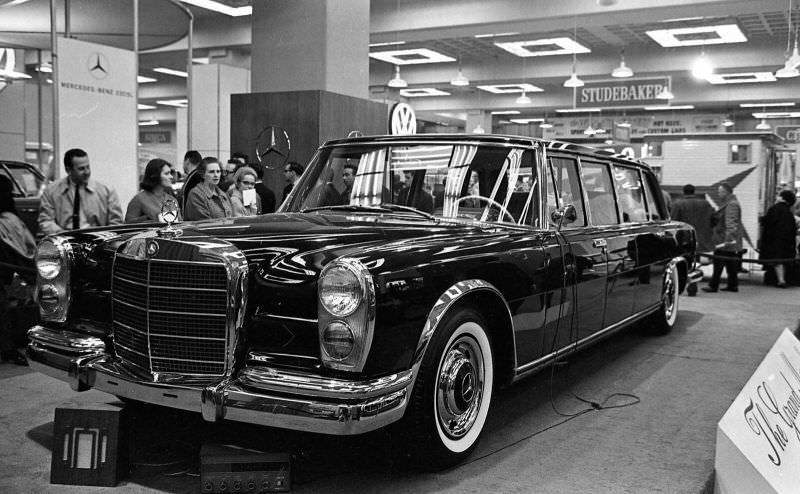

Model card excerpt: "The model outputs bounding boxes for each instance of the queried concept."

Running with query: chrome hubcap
[437,336,484,439]
[663,270,676,320]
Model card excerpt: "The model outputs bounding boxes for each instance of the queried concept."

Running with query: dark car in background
[0,160,47,236]
[26,134,701,470]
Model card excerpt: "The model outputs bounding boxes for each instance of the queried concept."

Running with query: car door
[547,155,608,346]
[1,163,43,236]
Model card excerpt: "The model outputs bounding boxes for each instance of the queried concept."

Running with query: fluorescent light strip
[740,102,795,108]
[192,57,210,65]
[137,103,156,110]
[153,67,188,77]
[705,72,776,84]
[474,32,519,38]
[494,37,591,57]
[399,88,450,97]
[491,110,521,115]
[157,99,188,107]
[180,0,252,17]
[369,48,456,65]
[509,118,544,124]
[643,105,695,110]
[368,41,406,47]
[752,112,800,118]
[477,83,543,94]
[645,24,747,47]
[137,75,157,83]
[138,120,160,126]
[555,108,602,113]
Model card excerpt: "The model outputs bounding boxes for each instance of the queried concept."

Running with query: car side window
[642,171,664,221]
[580,161,619,226]
[548,156,586,227]
[613,165,647,223]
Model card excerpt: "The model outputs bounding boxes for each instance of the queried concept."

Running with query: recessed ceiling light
[399,88,450,97]
[739,102,795,108]
[495,37,591,57]
[646,24,747,47]
[474,32,520,38]
[180,0,251,17]
[368,41,406,48]
[192,57,210,65]
[752,111,800,118]
[477,83,543,94]
[153,67,188,77]
[643,105,695,110]
[509,118,544,124]
[491,110,521,115]
[157,99,188,107]
[138,119,160,126]
[137,75,157,83]
[137,103,156,110]
[369,48,456,65]
[705,72,776,84]
[555,108,602,113]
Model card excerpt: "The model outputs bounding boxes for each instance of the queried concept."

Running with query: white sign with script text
[716,329,800,494]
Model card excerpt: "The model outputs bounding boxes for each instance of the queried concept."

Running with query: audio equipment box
[200,443,291,493]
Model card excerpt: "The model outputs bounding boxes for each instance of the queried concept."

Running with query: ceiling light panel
[137,75,157,83]
[474,32,519,38]
[645,24,747,47]
[739,102,795,108]
[555,108,602,113]
[137,103,156,110]
[509,118,544,124]
[399,88,451,97]
[643,105,696,110]
[369,48,456,65]
[368,41,406,47]
[491,110,521,115]
[705,72,776,84]
[752,112,800,118]
[180,0,252,17]
[157,99,188,107]
[153,67,188,77]
[477,83,544,94]
[494,37,591,57]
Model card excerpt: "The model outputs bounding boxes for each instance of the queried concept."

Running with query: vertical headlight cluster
[35,236,73,322]
[317,258,375,372]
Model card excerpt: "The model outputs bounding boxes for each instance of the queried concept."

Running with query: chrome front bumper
[27,325,411,435]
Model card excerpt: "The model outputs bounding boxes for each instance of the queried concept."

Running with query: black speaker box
[50,402,128,486]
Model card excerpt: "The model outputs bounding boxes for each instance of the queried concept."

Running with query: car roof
[321,133,650,170]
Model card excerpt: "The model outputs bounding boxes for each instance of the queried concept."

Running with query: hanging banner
[57,37,137,208]
[542,114,724,141]
[575,77,670,109]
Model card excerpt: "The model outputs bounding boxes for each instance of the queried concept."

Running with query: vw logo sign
[390,103,417,135]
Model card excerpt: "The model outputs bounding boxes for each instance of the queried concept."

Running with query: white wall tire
[399,308,494,470]
[645,264,679,335]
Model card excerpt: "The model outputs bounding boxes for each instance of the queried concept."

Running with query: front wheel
[398,308,494,470]
[644,264,679,335]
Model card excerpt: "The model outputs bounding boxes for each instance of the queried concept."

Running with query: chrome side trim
[512,304,659,379]
[254,313,319,324]
[411,279,515,392]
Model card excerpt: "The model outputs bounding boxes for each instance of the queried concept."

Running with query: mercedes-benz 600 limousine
[28,134,701,469]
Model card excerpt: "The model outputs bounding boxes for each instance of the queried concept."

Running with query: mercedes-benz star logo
[390,102,417,135]
[146,241,159,258]
[255,125,291,170]
[460,373,475,403]
[87,52,109,80]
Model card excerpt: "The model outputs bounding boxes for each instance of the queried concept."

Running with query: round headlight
[319,263,363,317]
[321,321,355,360]
[36,239,63,280]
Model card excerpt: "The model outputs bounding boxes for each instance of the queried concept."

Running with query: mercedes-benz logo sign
[156,198,182,238]
[461,373,475,403]
[255,125,291,171]
[87,52,109,80]
[390,103,417,135]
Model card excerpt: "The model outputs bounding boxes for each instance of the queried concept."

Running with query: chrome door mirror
[551,204,577,230]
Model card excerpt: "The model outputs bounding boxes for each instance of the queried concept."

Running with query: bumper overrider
[27,325,411,435]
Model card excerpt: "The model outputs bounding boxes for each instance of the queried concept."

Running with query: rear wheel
[398,308,494,470]
[644,264,679,335]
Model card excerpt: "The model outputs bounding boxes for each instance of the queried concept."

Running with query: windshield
[284,143,542,227]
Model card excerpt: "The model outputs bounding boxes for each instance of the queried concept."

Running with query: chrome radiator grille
[112,256,229,375]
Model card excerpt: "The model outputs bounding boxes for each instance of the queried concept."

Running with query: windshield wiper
[301,204,435,220]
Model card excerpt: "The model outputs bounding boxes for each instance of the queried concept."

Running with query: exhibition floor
[1,271,797,493]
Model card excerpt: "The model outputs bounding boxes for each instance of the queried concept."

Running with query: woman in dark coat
[760,190,798,288]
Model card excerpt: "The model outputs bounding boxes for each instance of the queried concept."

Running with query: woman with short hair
[760,189,798,288]
[183,157,233,221]
[229,166,261,217]
[125,158,179,223]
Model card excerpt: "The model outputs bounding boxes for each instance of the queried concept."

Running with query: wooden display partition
[231,90,389,205]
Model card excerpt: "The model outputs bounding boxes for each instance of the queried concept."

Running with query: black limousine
[28,134,701,469]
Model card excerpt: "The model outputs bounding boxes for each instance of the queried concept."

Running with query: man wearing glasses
[283,161,304,202]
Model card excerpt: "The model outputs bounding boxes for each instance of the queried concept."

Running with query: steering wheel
[454,195,516,223]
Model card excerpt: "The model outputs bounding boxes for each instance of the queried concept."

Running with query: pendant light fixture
[387,65,407,88]
[450,58,469,86]
[776,2,800,78]
[563,22,585,88]
[611,50,634,78]
[691,48,713,79]
[656,77,675,100]
[539,112,553,129]
[755,119,772,130]
[721,115,735,127]
[516,90,532,105]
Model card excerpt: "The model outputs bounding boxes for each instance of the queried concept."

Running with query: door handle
[592,238,607,248]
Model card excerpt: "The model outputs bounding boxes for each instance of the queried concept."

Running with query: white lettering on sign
[717,329,800,493]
